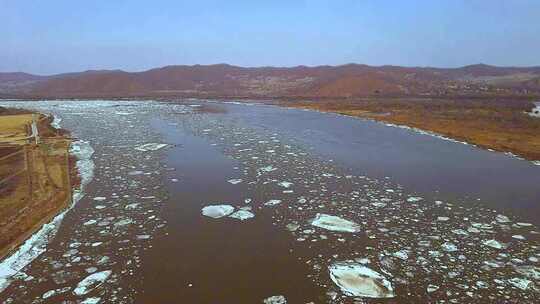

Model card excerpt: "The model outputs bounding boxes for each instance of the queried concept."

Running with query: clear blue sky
[1,0,539,75]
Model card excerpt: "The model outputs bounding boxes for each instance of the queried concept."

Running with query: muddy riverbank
[0,109,77,261]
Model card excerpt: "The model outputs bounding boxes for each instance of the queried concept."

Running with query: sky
[1,0,540,75]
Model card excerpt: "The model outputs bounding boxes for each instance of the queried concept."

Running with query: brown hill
[1,63,540,98]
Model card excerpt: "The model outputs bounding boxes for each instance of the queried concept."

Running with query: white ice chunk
[392,250,409,260]
[508,277,532,290]
[259,165,277,173]
[406,197,423,203]
[263,295,287,304]
[483,239,507,250]
[277,181,293,188]
[135,143,168,152]
[441,242,458,252]
[81,297,102,304]
[496,214,511,223]
[310,214,361,233]
[227,179,243,185]
[264,200,282,207]
[427,284,439,293]
[73,270,112,296]
[229,210,255,221]
[202,205,235,218]
[329,262,395,298]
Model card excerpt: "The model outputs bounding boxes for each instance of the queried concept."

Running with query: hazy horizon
[6,62,540,77]
[2,0,540,74]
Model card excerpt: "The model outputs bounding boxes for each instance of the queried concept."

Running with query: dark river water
[0,100,538,304]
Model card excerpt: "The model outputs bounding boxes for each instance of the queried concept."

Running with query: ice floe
[227,178,243,185]
[201,205,235,218]
[264,199,282,207]
[73,270,112,296]
[310,214,361,233]
[229,210,255,221]
[277,181,293,188]
[135,143,168,152]
[263,295,287,304]
[329,262,395,298]
[483,239,507,250]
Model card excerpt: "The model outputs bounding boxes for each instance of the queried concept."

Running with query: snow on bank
[0,140,95,293]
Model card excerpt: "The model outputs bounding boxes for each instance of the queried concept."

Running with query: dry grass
[281,98,540,161]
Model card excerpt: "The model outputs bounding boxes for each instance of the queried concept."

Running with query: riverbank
[279,98,540,161]
[0,107,78,260]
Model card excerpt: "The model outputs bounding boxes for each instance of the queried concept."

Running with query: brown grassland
[279,98,540,161]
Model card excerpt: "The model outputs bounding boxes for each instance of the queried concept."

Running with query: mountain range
[1,63,540,99]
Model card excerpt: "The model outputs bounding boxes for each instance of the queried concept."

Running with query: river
[0,100,538,303]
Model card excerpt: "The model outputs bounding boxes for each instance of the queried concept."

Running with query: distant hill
[1,63,540,98]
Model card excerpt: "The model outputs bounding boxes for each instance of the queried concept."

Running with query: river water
[0,100,538,303]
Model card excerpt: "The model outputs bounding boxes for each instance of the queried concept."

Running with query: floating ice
[42,287,71,299]
[135,143,168,152]
[83,219,97,226]
[277,181,293,188]
[496,214,511,223]
[441,242,458,252]
[286,223,300,232]
[264,200,282,207]
[227,179,243,185]
[73,270,112,296]
[259,165,277,173]
[329,262,395,298]
[406,197,423,203]
[263,295,287,304]
[483,239,507,250]
[81,297,102,304]
[392,250,409,260]
[229,210,255,221]
[508,277,532,290]
[427,284,439,293]
[514,265,540,280]
[310,214,361,233]
[202,205,235,218]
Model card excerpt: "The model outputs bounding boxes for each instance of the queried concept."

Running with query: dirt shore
[279,98,540,161]
[0,108,78,260]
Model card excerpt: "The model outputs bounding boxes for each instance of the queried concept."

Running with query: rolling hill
[1,63,540,99]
